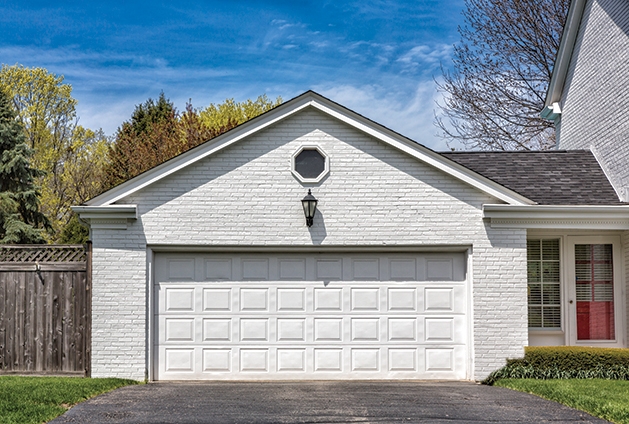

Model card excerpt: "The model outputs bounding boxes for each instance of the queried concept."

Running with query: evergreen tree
[0,89,49,244]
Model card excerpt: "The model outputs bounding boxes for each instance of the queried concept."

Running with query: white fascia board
[71,205,138,220]
[483,204,629,229]
[308,99,534,206]
[542,0,587,114]
[88,91,534,207]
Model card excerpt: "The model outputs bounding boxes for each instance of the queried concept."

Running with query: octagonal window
[291,146,329,183]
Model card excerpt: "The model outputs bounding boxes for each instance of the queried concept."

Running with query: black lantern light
[301,189,318,227]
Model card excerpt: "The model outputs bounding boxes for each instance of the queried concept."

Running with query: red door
[575,244,614,341]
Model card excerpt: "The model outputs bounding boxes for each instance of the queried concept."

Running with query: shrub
[483,346,629,385]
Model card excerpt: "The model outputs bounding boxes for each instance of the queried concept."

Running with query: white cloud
[397,44,453,71]
[314,81,458,151]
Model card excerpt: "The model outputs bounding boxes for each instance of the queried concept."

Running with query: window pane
[542,262,559,282]
[575,263,592,282]
[528,284,541,305]
[594,262,613,282]
[576,283,592,301]
[528,306,542,327]
[295,149,325,179]
[527,240,541,261]
[542,284,560,305]
[542,239,560,260]
[543,306,561,328]
[527,261,540,283]
[594,283,613,302]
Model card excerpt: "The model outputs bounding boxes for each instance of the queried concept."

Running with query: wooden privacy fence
[0,244,91,375]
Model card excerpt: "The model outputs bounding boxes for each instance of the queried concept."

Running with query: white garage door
[154,252,469,380]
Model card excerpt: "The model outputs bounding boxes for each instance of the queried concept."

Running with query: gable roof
[85,91,535,207]
[441,150,623,205]
[542,0,588,117]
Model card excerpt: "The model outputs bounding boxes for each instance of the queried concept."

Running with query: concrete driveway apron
[50,381,608,423]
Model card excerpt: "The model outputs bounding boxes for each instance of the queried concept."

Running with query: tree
[103,94,282,190]
[199,94,282,129]
[0,89,49,244]
[103,95,181,189]
[0,64,108,240]
[436,0,569,150]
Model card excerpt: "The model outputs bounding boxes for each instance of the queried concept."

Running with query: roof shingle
[440,150,623,205]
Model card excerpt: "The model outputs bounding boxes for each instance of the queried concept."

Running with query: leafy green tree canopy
[103,94,282,190]
[199,94,282,129]
[0,64,108,241]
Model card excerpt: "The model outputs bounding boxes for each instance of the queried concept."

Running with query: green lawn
[495,379,629,424]
[0,376,138,424]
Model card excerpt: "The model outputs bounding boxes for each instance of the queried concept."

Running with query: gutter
[541,0,587,120]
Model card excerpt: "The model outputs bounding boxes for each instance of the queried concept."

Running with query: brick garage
[74,91,628,381]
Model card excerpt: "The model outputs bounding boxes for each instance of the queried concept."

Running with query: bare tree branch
[436,0,569,150]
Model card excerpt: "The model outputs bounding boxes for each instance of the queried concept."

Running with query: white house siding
[558,0,629,200]
[90,230,148,379]
[90,108,527,381]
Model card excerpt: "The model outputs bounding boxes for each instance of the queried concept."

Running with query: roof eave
[483,204,629,229]
[71,205,138,220]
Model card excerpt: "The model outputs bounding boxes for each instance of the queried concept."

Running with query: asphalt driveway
[50,381,608,423]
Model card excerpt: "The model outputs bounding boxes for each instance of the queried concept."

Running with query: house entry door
[567,236,624,347]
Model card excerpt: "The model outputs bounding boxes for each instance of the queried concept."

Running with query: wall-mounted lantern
[301,189,318,227]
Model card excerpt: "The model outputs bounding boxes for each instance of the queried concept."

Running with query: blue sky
[1,0,466,150]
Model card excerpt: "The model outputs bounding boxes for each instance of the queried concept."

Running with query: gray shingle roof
[440,150,623,205]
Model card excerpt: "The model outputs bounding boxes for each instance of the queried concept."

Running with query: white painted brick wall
[91,108,527,380]
[558,0,629,199]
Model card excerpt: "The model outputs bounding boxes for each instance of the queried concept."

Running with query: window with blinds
[527,239,561,329]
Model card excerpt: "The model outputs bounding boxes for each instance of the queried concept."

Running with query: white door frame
[565,235,626,347]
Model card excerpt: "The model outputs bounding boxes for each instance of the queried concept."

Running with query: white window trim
[291,145,329,184]
[565,235,626,348]
[527,236,564,332]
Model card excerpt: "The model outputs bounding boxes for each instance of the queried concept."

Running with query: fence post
[85,241,92,378]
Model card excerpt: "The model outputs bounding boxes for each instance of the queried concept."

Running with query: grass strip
[0,376,138,424]
[495,378,629,424]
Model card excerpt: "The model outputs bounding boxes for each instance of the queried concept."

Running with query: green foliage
[103,94,282,191]
[0,376,138,424]
[59,214,89,244]
[199,94,282,129]
[0,64,77,152]
[0,89,49,244]
[496,379,629,423]
[484,346,629,385]
[103,95,180,189]
[129,92,174,136]
[0,64,108,241]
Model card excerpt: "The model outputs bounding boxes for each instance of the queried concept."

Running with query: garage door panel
[422,286,467,313]
[203,348,231,372]
[388,288,417,311]
[278,259,306,280]
[314,288,343,311]
[157,346,467,380]
[203,288,232,311]
[276,288,305,311]
[205,259,232,280]
[155,252,469,380]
